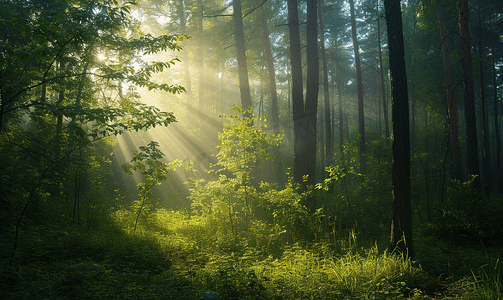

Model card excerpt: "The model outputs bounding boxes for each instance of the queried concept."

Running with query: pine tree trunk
[377,16,389,141]
[303,0,319,211]
[438,8,463,181]
[259,0,280,134]
[490,19,503,193]
[478,6,492,196]
[198,0,204,110]
[287,0,305,187]
[233,0,253,112]
[385,0,413,259]
[349,0,366,174]
[459,0,481,191]
[319,0,332,166]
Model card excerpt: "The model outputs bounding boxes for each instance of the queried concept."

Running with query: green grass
[1,210,501,300]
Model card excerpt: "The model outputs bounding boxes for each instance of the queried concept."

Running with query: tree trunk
[478,5,491,196]
[234,0,253,112]
[287,0,305,186]
[335,45,344,154]
[349,0,366,174]
[438,8,463,181]
[304,0,319,211]
[177,0,191,95]
[385,0,413,259]
[259,0,280,134]
[319,0,332,166]
[377,16,389,141]
[459,0,481,191]
[198,0,204,110]
[490,18,503,193]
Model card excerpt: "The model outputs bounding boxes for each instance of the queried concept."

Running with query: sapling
[122,141,191,234]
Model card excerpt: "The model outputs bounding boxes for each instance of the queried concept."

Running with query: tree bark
[349,0,366,174]
[259,0,280,134]
[478,5,491,196]
[198,0,204,110]
[385,0,413,259]
[335,44,344,154]
[377,14,389,141]
[459,0,481,191]
[490,18,503,193]
[304,0,319,211]
[319,0,332,166]
[287,0,305,186]
[177,0,191,95]
[438,8,463,181]
[233,0,253,112]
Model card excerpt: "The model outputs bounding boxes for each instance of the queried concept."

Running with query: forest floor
[0,220,501,300]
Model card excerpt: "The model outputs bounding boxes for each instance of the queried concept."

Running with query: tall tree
[377,10,389,141]
[490,18,503,193]
[477,4,491,196]
[304,0,319,205]
[438,8,462,181]
[288,0,318,211]
[288,0,305,186]
[233,0,253,111]
[198,0,204,110]
[385,0,413,259]
[459,0,481,191]
[258,0,280,134]
[349,0,366,174]
[319,0,333,166]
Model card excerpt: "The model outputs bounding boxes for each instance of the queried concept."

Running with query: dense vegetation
[1,0,502,299]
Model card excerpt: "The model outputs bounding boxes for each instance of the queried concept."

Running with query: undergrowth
[1,208,500,300]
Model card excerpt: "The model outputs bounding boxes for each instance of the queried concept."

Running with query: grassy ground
[0,213,501,300]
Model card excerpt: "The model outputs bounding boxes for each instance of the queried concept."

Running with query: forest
[1,0,502,299]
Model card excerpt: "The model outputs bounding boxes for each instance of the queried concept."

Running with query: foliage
[122,141,192,234]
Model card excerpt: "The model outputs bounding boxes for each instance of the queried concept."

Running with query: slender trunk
[234,0,253,112]
[335,46,344,154]
[198,0,204,110]
[409,1,417,136]
[303,0,319,211]
[179,0,192,95]
[385,0,413,259]
[459,0,481,190]
[478,5,491,196]
[349,0,366,173]
[438,8,463,181]
[378,14,389,141]
[319,0,332,165]
[288,0,305,186]
[319,109,325,176]
[490,19,503,193]
[259,0,280,134]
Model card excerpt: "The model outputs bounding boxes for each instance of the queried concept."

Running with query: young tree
[385,0,413,259]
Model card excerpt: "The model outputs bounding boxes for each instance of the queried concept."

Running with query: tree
[349,0,366,174]
[377,8,390,141]
[258,0,280,135]
[385,0,413,259]
[288,0,318,212]
[319,0,333,167]
[459,0,481,191]
[438,8,462,181]
[123,141,190,234]
[233,0,253,112]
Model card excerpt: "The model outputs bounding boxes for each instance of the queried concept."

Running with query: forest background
[1,0,502,299]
